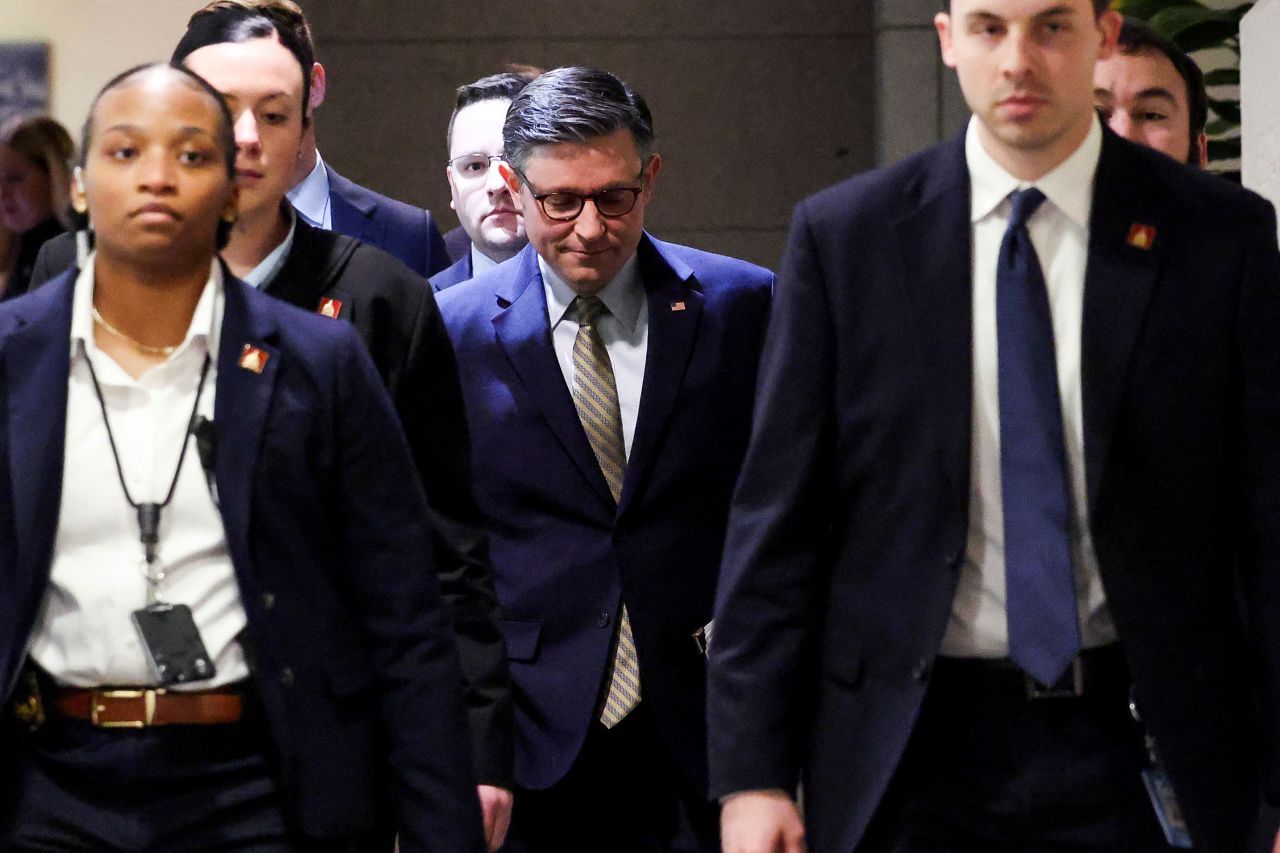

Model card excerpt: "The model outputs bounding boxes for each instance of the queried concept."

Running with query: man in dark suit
[436,67,773,853]
[708,2,1280,852]
[430,70,538,293]
[213,0,450,277]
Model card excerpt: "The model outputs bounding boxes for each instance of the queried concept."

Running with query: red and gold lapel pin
[1127,223,1156,251]
[239,344,269,374]
[317,297,343,319]
[670,300,687,312]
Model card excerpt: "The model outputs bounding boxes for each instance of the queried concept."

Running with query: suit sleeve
[423,211,452,278]
[707,200,838,798]
[398,277,515,789]
[330,326,486,851]
[1235,196,1280,805]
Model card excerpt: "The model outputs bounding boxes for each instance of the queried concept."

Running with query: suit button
[280,667,295,687]
[262,592,276,610]
[598,611,610,628]
[911,658,931,683]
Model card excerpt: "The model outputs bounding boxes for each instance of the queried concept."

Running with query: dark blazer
[327,166,451,278]
[436,236,773,792]
[443,225,471,265]
[0,271,484,850]
[706,128,1280,853]
[30,220,515,787]
[430,252,474,292]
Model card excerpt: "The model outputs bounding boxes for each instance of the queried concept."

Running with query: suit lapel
[892,135,974,499]
[491,249,615,508]
[1081,135,1163,512]
[328,173,383,250]
[618,237,702,513]
[212,277,282,575]
[265,216,352,321]
[5,273,73,577]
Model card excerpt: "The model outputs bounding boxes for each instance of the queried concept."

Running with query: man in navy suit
[436,67,773,852]
[206,0,453,277]
[431,69,538,293]
[709,2,1280,852]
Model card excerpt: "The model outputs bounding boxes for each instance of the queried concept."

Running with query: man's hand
[721,789,806,853]
[478,785,513,852]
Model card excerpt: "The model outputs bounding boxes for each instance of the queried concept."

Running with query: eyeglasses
[512,164,646,222]
[448,153,505,182]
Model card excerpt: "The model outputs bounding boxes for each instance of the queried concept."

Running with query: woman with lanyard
[0,63,484,851]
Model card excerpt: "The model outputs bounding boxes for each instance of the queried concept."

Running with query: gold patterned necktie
[569,295,641,728]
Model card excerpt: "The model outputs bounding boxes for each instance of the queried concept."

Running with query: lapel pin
[1127,223,1156,250]
[670,300,686,312]
[317,297,343,319]
[239,344,269,374]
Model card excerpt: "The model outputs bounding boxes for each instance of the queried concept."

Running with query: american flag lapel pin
[1127,223,1156,250]
[239,344,269,374]
[317,297,343,319]
[670,300,686,312]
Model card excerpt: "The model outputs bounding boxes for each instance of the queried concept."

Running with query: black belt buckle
[1025,656,1084,699]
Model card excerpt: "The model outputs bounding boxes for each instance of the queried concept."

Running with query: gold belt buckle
[92,688,162,728]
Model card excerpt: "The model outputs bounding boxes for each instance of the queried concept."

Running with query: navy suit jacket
[707,128,1280,853]
[327,166,451,278]
[430,252,474,292]
[0,271,484,851]
[437,236,773,791]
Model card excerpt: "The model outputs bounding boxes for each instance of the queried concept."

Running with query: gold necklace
[92,306,179,357]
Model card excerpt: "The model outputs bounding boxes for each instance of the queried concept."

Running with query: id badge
[130,603,217,687]
[1141,767,1194,849]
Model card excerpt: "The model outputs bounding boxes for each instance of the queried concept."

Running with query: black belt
[933,644,1129,700]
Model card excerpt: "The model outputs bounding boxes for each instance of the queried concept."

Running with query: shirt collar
[286,151,331,227]
[70,253,224,367]
[471,244,499,277]
[241,206,298,290]
[540,253,643,332]
[966,113,1101,230]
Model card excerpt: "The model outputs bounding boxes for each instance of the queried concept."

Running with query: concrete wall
[305,1,876,270]
[1241,0,1280,221]
[0,1,192,136]
[874,0,967,165]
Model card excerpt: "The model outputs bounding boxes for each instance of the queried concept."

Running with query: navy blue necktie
[997,187,1081,686]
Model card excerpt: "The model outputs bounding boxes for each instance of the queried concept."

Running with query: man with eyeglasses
[432,69,539,292]
[435,66,775,853]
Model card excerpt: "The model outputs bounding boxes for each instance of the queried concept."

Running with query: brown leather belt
[51,687,244,728]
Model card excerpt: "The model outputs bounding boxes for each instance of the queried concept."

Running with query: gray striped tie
[570,295,641,728]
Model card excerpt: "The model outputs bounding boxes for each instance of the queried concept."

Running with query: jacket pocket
[500,620,541,662]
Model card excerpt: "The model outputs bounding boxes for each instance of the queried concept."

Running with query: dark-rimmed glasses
[448,153,505,182]
[512,164,647,222]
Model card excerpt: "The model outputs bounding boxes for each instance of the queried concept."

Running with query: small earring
[222,211,238,224]
[72,197,88,214]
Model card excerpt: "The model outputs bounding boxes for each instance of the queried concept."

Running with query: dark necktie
[569,296,641,727]
[997,187,1081,686]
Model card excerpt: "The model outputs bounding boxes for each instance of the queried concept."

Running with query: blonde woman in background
[0,115,74,300]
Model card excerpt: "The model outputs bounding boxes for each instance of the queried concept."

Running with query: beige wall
[0,1,193,137]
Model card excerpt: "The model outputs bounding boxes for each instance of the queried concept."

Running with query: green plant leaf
[1202,68,1240,86]
[1112,0,1198,19]
[1207,97,1241,124]
[1204,118,1234,136]
[1173,20,1244,51]
[1207,137,1242,160]
[1149,3,1233,33]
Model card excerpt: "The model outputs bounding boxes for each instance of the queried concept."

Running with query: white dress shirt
[471,244,499,278]
[286,152,332,229]
[940,115,1117,658]
[540,254,647,458]
[241,206,297,290]
[29,256,250,689]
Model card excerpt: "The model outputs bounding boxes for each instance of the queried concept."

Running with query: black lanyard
[80,339,212,574]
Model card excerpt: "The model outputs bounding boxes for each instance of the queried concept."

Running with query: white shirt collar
[241,207,298,290]
[471,244,499,277]
[540,253,643,333]
[966,113,1101,229]
[286,151,331,228]
[70,253,223,367]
